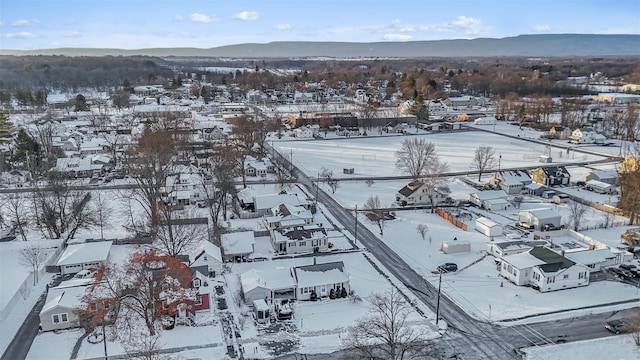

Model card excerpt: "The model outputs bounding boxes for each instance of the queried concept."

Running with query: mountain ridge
[1,34,638,58]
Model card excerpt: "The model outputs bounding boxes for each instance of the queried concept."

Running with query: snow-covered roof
[563,248,616,265]
[221,231,255,255]
[56,241,112,266]
[502,250,546,269]
[471,190,507,200]
[240,267,296,293]
[254,193,309,210]
[294,261,349,288]
[519,208,560,220]
[41,285,88,313]
[476,217,499,228]
[192,240,222,264]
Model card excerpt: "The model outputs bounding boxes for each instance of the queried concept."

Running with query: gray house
[39,285,87,331]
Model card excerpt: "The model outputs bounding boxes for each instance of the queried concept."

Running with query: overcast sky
[1,0,639,50]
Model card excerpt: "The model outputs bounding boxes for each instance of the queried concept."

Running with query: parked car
[610,267,633,278]
[437,263,458,273]
[542,223,564,231]
[605,319,628,334]
[516,222,534,230]
[619,263,638,271]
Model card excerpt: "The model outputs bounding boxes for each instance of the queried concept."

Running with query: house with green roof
[499,246,590,292]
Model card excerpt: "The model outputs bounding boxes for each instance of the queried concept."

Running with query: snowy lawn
[523,335,640,360]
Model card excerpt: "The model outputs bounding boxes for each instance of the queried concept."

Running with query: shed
[585,179,616,194]
[252,299,270,324]
[441,241,471,254]
[475,217,503,237]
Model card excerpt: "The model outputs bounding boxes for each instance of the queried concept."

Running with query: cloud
[190,13,218,23]
[174,14,184,21]
[5,32,37,39]
[62,31,81,38]
[232,11,261,21]
[12,19,40,27]
[274,23,291,31]
[533,24,551,32]
[384,33,412,40]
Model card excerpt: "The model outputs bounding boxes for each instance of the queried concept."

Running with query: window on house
[195,296,202,306]
[61,313,68,322]
[193,279,201,288]
[52,314,60,324]
[299,241,306,247]
[563,274,569,279]
[162,301,168,310]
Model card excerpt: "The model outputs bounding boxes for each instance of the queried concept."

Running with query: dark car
[605,319,628,334]
[620,263,638,271]
[610,267,633,278]
[437,263,458,273]
[542,224,564,231]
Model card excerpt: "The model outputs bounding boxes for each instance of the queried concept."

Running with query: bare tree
[363,195,386,235]
[123,127,176,234]
[2,193,30,241]
[618,143,640,225]
[342,288,428,360]
[422,158,450,213]
[229,115,262,188]
[271,149,296,191]
[471,146,497,182]
[568,201,588,231]
[512,195,524,209]
[365,179,375,187]
[395,138,437,180]
[154,206,207,258]
[320,167,339,194]
[92,191,113,240]
[630,309,640,346]
[416,224,428,241]
[19,243,49,285]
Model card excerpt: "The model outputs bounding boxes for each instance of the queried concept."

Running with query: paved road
[1,290,47,360]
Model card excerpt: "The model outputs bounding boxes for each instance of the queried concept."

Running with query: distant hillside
[1,34,639,58]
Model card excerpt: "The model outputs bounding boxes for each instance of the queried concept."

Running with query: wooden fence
[436,208,468,231]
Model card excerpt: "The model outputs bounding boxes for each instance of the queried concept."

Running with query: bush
[341,287,348,298]
[310,291,318,301]
[329,289,336,299]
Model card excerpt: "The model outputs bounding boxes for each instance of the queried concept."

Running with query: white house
[254,193,312,216]
[293,261,350,301]
[396,180,450,206]
[190,241,223,278]
[56,241,112,275]
[583,170,618,185]
[292,125,316,138]
[475,217,502,237]
[563,248,619,272]
[270,225,328,255]
[518,208,562,230]
[499,246,590,292]
[469,190,509,210]
[39,284,88,331]
[487,240,548,258]
[569,127,606,144]
[473,116,497,125]
[489,170,532,195]
[264,203,314,230]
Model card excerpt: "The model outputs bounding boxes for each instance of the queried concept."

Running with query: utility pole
[102,319,108,360]
[435,270,443,325]
[354,205,358,245]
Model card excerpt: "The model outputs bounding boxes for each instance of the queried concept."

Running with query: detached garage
[475,217,503,237]
[518,208,562,230]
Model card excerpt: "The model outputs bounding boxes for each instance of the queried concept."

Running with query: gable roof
[221,231,255,255]
[529,246,575,272]
[294,261,349,288]
[240,268,296,293]
[192,240,222,265]
[56,241,112,266]
[41,285,88,314]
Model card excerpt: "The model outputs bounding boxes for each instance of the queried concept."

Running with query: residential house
[442,96,477,108]
[164,172,204,206]
[294,91,314,103]
[531,166,571,187]
[254,193,312,217]
[190,240,223,278]
[489,170,532,195]
[53,157,103,178]
[264,203,314,230]
[549,126,572,140]
[56,241,112,275]
[487,240,548,258]
[246,161,268,178]
[499,246,590,292]
[240,268,297,304]
[524,182,547,197]
[79,137,109,155]
[292,125,317,138]
[221,231,255,262]
[294,261,350,301]
[396,180,450,206]
[563,248,619,272]
[189,270,212,313]
[518,208,562,230]
[469,190,510,210]
[569,127,606,144]
[0,170,31,187]
[270,225,328,255]
[583,170,618,185]
[39,284,88,331]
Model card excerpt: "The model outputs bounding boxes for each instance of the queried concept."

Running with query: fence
[435,208,468,231]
